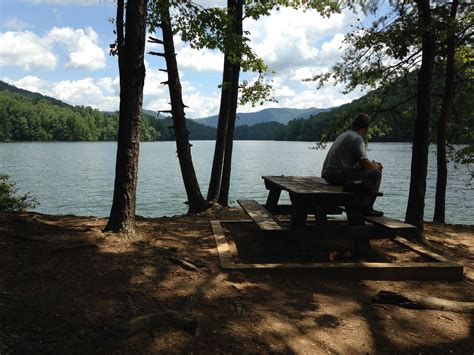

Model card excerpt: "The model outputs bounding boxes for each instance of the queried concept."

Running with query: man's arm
[359,158,383,171]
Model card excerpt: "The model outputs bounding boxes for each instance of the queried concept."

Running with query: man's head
[352,113,371,135]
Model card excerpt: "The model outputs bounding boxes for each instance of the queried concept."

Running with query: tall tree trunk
[105,0,147,234]
[207,55,233,201]
[207,0,238,202]
[434,0,459,223]
[159,2,208,213]
[216,0,243,206]
[405,0,435,239]
[218,60,241,206]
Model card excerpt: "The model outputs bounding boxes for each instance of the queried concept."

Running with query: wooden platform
[237,200,287,232]
[211,220,464,281]
[364,215,417,230]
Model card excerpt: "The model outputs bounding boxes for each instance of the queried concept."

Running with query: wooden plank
[365,216,416,230]
[211,220,464,280]
[222,261,463,281]
[264,175,349,194]
[237,200,287,231]
[393,237,451,263]
[263,175,382,196]
[210,220,234,268]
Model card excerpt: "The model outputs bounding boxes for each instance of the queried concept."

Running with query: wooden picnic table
[262,175,379,226]
[237,176,415,255]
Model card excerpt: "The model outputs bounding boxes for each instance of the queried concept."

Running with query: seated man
[321,113,383,217]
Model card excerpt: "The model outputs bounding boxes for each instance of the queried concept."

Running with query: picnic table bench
[237,176,415,245]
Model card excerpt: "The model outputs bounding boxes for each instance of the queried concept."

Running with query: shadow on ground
[0,211,472,353]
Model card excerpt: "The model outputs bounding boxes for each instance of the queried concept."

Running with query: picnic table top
[262,175,353,195]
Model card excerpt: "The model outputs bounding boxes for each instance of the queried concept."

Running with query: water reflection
[0,141,472,224]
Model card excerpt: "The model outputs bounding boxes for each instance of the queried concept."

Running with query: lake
[0,141,472,224]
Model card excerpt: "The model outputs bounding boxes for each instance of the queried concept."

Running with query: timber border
[211,220,464,281]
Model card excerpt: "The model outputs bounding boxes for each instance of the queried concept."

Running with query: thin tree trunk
[217,0,243,206]
[160,2,208,213]
[207,0,237,202]
[105,0,147,234]
[207,55,233,201]
[434,0,459,223]
[405,0,435,239]
[218,60,241,206]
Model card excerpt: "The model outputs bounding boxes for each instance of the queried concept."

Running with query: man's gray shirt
[321,130,368,177]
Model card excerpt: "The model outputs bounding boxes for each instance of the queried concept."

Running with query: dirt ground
[0,208,473,353]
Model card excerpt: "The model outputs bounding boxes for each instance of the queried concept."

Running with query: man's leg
[351,168,382,214]
[324,168,383,215]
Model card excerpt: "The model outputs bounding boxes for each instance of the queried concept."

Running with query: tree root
[373,290,474,313]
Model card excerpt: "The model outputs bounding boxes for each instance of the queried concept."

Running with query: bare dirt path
[0,210,473,353]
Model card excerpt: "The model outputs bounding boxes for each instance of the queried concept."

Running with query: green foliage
[0,175,39,212]
[309,2,422,92]
[239,74,277,107]
[0,87,163,142]
[148,0,343,109]
[450,145,474,178]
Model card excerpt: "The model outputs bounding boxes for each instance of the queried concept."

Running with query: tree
[310,1,448,238]
[434,0,462,223]
[105,0,148,235]
[205,0,270,203]
[208,1,336,205]
[217,0,243,206]
[403,0,436,238]
[148,0,209,213]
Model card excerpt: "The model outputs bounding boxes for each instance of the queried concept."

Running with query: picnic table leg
[314,207,328,225]
[289,194,308,226]
[264,188,281,213]
[345,206,371,257]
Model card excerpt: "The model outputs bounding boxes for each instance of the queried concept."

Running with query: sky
[0,0,373,119]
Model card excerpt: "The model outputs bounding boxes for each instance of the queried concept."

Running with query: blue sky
[1,0,374,118]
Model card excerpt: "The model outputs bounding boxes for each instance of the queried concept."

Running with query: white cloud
[0,27,106,71]
[145,32,223,73]
[141,62,220,118]
[245,8,356,74]
[176,46,223,72]
[3,17,29,31]
[182,91,221,118]
[47,27,106,70]
[52,78,119,110]
[2,75,52,94]
[319,33,346,67]
[0,31,57,70]
[96,77,119,95]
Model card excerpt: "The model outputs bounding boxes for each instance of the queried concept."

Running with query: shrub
[0,175,39,212]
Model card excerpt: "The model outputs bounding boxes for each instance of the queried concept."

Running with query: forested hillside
[0,90,165,141]
[1,80,471,143]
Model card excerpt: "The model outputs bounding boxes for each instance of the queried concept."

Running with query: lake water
[0,141,472,224]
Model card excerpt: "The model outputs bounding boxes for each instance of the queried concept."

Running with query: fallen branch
[373,290,474,313]
[167,256,199,272]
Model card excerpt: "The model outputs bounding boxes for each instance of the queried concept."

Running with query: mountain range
[0,80,327,127]
[192,107,332,127]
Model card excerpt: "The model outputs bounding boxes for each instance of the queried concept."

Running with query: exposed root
[373,290,474,313]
